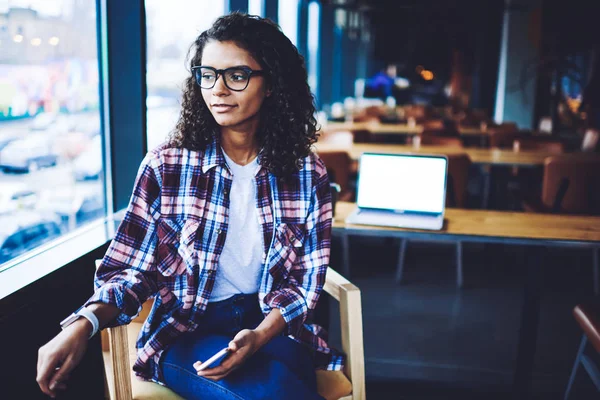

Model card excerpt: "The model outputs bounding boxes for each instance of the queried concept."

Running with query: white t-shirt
[209,150,264,302]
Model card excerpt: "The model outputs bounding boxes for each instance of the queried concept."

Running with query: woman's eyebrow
[201,64,252,69]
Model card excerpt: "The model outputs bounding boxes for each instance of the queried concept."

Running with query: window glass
[307,1,320,97]
[248,0,264,17]
[278,0,299,45]
[0,1,102,270]
[145,0,227,151]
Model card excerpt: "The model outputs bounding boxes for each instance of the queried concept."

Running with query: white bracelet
[77,307,100,339]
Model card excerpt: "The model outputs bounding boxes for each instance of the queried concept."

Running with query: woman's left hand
[194,329,261,381]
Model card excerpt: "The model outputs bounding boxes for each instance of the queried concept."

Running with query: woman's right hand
[36,319,91,398]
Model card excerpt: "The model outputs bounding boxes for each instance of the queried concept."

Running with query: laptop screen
[356,153,448,214]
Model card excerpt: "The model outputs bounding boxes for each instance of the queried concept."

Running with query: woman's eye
[202,75,215,81]
[230,73,247,82]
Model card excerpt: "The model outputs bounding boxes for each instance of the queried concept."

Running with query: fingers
[39,358,74,398]
[36,349,61,397]
[194,352,239,381]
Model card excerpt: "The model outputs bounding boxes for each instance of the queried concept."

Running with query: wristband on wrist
[60,307,100,339]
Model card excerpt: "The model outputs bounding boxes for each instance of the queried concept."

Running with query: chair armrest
[96,259,134,400]
[107,325,133,400]
[324,268,366,400]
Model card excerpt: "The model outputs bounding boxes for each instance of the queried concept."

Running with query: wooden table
[315,142,564,167]
[332,201,600,399]
[323,121,486,136]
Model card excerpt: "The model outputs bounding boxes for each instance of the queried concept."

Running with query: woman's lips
[212,104,237,113]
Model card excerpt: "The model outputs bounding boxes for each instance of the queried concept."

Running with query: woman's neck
[220,129,259,166]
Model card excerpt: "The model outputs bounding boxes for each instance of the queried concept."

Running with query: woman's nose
[211,74,230,96]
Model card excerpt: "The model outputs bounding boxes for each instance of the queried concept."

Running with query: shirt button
[290,235,295,242]
[176,232,181,240]
[217,229,222,235]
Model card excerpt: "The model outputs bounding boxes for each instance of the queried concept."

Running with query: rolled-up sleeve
[265,158,333,336]
[84,152,162,326]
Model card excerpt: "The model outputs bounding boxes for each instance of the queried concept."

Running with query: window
[307,1,320,98]
[0,1,102,271]
[145,0,227,151]
[278,0,299,46]
[248,0,264,17]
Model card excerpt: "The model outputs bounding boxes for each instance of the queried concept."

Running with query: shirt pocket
[156,218,201,276]
[268,223,306,281]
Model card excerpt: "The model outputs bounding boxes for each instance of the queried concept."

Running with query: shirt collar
[200,138,225,174]
[200,136,266,177]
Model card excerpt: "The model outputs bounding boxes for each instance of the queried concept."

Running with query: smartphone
[196,347,231,371]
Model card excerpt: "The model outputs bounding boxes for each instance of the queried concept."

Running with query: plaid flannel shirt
[84,139,344,383]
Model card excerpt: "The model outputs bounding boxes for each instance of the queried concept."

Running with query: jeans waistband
[206,293,259,309]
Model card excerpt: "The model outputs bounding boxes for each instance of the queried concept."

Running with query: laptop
[345,153,448,230]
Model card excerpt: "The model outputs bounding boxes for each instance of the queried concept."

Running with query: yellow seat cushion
[103,321,352,400]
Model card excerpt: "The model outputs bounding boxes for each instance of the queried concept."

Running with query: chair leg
[593,247,599,296]
[564,335,587,400]
[395,239,408,283]
[456,241,464,289]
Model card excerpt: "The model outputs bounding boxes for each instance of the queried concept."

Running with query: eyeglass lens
[196,68,250,91]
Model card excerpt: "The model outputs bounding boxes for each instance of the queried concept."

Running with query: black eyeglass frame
[191,66,266,91]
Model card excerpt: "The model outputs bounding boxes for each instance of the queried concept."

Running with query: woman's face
[199,40,269,133]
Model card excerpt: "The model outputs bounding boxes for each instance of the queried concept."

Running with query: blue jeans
[160,293,324,400]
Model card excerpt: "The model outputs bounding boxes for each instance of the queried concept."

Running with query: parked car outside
[72,134,102,180]
[36,184,104,230]
[0,211,63,265]
[0,182,38,214]
[0,133,60,172]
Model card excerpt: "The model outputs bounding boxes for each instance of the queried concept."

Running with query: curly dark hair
[168,12,319,179]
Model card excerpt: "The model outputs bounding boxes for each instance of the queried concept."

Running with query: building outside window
[0,0,102,270]
[145,0,227,151]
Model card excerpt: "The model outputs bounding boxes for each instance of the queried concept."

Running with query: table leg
[341,232,351,278]
[481,166,491,209]
[593,247,599,296]
[512,246,543,399]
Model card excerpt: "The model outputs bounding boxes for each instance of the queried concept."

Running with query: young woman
[36,12,342,400]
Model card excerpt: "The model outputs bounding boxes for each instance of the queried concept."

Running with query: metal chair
[565,302,600,399]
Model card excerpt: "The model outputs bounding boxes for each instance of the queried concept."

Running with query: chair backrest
[488,125,522,148]
[351,129,373,143]
[513,138,565,153]
[542,155,600,214]
[445,153,472,208]
[582,129,600,152]
[318,151,352,195]
[418,135,464,148]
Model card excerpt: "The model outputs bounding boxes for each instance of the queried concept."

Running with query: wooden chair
[98,261,366,400]
[488,124,521,149]
[519,155,600,293]
[318,151,355,202]
[395,153,472,288]
[416,135,464,148]
[565,302,600,399]
[513,137,565,153]
[521,155,600,215]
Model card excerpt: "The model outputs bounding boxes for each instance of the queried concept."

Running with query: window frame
[0,0,147,300]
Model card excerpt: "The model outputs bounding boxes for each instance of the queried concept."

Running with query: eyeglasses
[192,66,265,92]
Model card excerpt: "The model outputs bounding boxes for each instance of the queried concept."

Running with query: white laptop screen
[356,153,448,214]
